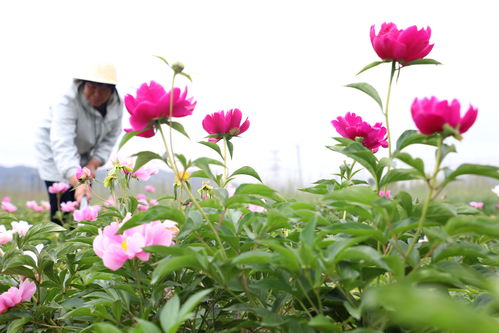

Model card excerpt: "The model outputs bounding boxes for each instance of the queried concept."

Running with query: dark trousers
[44,181,75,225]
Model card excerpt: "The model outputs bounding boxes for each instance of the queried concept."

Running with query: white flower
[492,185,499,197]
[11,221,32,236]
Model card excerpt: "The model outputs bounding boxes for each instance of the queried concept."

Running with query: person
[34,62,123,224]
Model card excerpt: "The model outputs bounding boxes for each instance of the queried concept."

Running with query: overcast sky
[1,0,498,186]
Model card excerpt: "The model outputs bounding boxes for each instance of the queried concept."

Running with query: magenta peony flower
[202,108,250,143]
[469,201,484,209]
[75,167,92,182]
[332,112,388,153]
[370,22,434,64]
[93,220,176,270]
[11,221,31,236]
[61,201,79,213]
[124,81,196,138]
[73,205,100,222]
[411,97,478,136]
[0,280,36,314]
[48,182,70,194]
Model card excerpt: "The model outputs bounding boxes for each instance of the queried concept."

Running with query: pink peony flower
[469,201,484,209]
[379,190,391,198]
[0,280,36,314]
[61,201,79,213]
[411,97,478,136]
[75,167,92,182]
[202,108,250,143]
[248,204,266,213]
[136,194,147,201]
[104,196,116,207]
[2,197,10,203]
[370,22,434,64]
[73,205,100,221]
[145,185,156,193]
[137,204,149,211]
[1,201,17,213]
[132,165,159,181]
[149,199,159,206]
[48,182,70,194]
[26,201,44,212]
[11,221,31,236]
[40,201,51,210]
[93,220,176,270]
[0,226,13,245]
[496,204,499,210]
[226,183,236,197]
[332,112,388,153]
[124,81,196,138]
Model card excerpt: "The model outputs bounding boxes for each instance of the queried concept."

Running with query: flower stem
[223,138,229,186]
[384,61,396,160]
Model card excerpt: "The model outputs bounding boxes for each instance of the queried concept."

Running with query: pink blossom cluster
[48,182,70,194]
[26,200,46,212]
[469,201,484,209]
[378,190,391,198]
[1,197,17,213]
[136,194,159,211]
[75,166,93,182]
[61,201,79,213]
[0,280,36,314]
[118,157,159,181]
[93,220,179,270]
[1,221,32,244]
[73,205,100,222]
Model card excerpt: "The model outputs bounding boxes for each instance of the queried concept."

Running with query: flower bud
[171,62,185,74]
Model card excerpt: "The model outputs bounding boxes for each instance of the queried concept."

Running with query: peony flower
[40,201,51,210]
[370,22,434,64]
[73,205,100,222]
[124,81,196,138]
[1,201,17,213]
[145,185,156,193]
[132,165,159,181]
[26,201,44,212]
[136,194,147,201]
[0,280,36,314]
[75,167,92,182]
[0,226,13,245]
[469,201,484,209]
[202,108,250,143]
[248,204,266,213]
[104,196,116,207]
[48,182,70,194]
[332,112,388,153]
[411,97,478,136]
[61,201,79,213]
[137,204,149,211]
[149,199,159,206]
[379,190,391,198]
[496,204,499,210]
[11,221,31,236]
[492,185,499,197]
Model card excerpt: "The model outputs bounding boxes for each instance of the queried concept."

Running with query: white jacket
[35,82,123,182]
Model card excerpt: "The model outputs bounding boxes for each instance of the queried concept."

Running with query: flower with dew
[379,190,391,198]
[411,97,478,136]
[93,220,176,270]
[0,280,36,314]
[11,221,31,236]
[145,185,156,193]
[332,112,388,153]
[370,22,434,64]
[61,201,79,213]
[26,200,44,212]
[73,205,100,222]
[0,226,13,245]
[202,108,250,143]
[124,81,196,138]
[75,166,93,182]
[469,201,484,209]
[48,182,70,194]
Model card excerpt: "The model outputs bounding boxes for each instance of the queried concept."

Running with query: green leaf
[324,186,379,206]
[160,295,180,333]
[393,152,425,176]
[308,315,341,332]
[337,245,390,270]
[379,168,423,187]
[132,151,165,173]
[169,121,190,139]
[227,139,234,158]
[118,128,149,150]
[131,319,162,333]
[322,223,385,242]
[24,222,65,243]
[357,60,390,75]
[118,206,185,233]
[151,255,200,284]
[154,55,170,66]
[445,216,499,238]
[395,129,439,152]
[230,166,262,182]
[441,164,499,188]
[92,323,123,333]
[178,289,213,320]
[199,141,223,159]
[235,184,284,202]
[193,157,225,167]
[404,58,442,66]
[7,317,30,333]
[232,250,274,265]
[345,82,383,110]
[179,72,192,82]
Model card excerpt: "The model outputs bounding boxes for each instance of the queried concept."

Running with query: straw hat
[74,62,118,85]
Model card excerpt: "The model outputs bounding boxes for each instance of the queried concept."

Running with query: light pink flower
[124,81,196,138]
[411,97,478,136]
[26,201,44,212]
[11,221,31,236]
[162,220,180,236]
[496,204,499,210]
[226,184,236,197]
[1,201,17,213]
[75,167,92,182]
[132,165,159,181]
[61,201,79,213]
[0,226,13,245]
[48,182,70,194]
[248,204,266,213]
[2,197,10,203]
[136,194,147,201]
[149,199,159,206]
[370,22,434,64]
[137,204,149,211]
[104,196,116,207]
[202,108,250,143]
[469,201,484,209]
[145,185,156,193]
[73,205,100,221]
[332,112,388,153]
[40,201,51,210]
[379,190,391,198]
[0,280,36,314]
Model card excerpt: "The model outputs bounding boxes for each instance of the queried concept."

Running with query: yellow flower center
[121,240,128,251]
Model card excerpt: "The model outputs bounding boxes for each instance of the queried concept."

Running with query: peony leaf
[324,186,379,206]
[441,164,499,188]
[118,128,149,150]
[395,130,439,152]
[178,289,213,322]
[379,168,423,187]
[132,151,165,173]
[357,60,390,75]
[308,315,342,331]
[160,295,179,333]
[168,121,190,139]
[152,255,200,284]
[131,319,162,333]
[394,152,426,176]
[118,206,185,233]
[226,139,234,158]
[230,166,262,182]
[345,82,383,111]
[154,55,170,66]
[179,72,192,82]
[404,58,442,66]
[199,141,223,159]
[232,251,274,265]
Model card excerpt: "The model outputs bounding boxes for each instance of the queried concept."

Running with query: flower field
[1,22,499,332]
